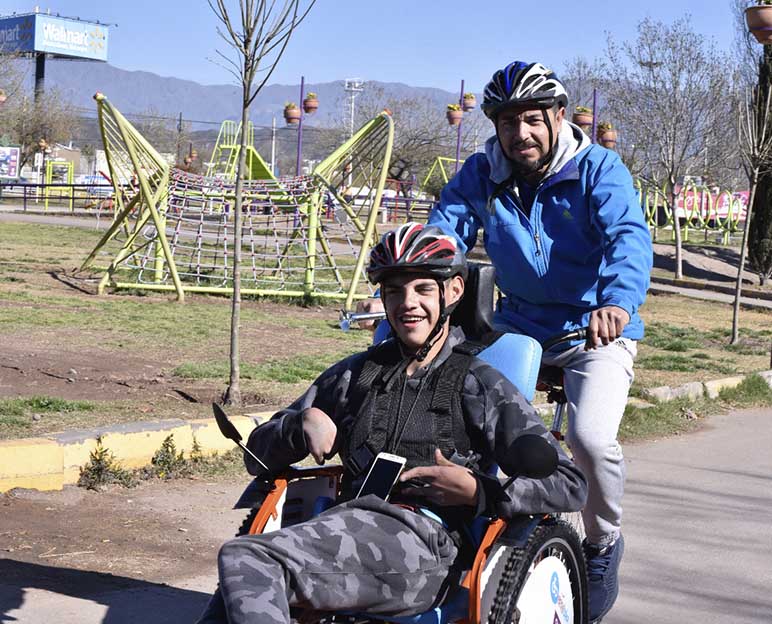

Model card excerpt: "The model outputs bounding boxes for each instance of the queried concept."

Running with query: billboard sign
[0,13,108,61]
[0,146,22,180]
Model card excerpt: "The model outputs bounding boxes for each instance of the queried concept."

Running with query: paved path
[2,408,770,623]
[609,407,772,624]
[649,281,772,310]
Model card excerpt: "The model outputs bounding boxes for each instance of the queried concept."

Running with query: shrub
[78,436,137,490]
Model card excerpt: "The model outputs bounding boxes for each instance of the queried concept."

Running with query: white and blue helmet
[482,61,568,120]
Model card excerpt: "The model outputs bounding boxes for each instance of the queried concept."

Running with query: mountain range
[33,58,471,128]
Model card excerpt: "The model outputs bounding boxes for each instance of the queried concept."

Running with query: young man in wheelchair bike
[197,222,588,624]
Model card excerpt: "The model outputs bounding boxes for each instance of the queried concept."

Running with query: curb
[650,276,772,303]
[2,370,772,493]
[0,411,273,493]
[641,370,772,404]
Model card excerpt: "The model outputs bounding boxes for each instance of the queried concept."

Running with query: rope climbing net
[81,94,394,309]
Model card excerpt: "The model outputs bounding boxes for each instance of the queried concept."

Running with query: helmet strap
[413,278,448,362]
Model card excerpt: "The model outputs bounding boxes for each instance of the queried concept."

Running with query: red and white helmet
[367,222,467,285]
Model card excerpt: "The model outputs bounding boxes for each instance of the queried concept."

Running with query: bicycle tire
[236,507,259,536]
[557,510,586,543]
[484,520,588,624]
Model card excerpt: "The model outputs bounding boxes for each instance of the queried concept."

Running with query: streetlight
[344,78,365,139]
[283,76,319,176]
[454,80,465,174]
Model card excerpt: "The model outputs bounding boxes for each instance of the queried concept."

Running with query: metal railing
[0,182,118,213]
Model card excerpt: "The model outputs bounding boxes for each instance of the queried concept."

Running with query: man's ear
[554,106,565,132]
[446,275,465,307]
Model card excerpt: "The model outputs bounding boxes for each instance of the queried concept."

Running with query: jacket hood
[485,120,592,185]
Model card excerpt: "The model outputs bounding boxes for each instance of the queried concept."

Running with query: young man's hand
[302,407,338,465]
[355,297,384,332]
[399,449,479,507]
[585,305,630,350]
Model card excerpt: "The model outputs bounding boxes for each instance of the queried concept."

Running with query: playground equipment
[422,155,466,192]
[81,94,394,307]
[205,120,275,181]
[44,159,74,211]
[635,179,747,245]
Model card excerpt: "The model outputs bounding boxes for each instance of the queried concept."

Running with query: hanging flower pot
[284,103,301,124]
[572,106,593,130]
[746,3,772,45]
[596,122,617,149]
[462,92,476,111]
[446,104,463,126]
[302,92,319,114]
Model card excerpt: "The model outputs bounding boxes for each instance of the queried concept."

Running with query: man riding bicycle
[196,222,587,624]
[428,61,653,622]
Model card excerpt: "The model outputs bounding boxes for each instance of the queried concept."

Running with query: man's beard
[508,150,552,179]
[498,137,552,179]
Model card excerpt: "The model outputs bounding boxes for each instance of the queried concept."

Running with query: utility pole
[343,78,364,138]
[177,112,183,164]
[270,116,276,175]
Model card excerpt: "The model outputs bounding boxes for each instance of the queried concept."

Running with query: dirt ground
[0,475,252,588]
[1,213,770,611]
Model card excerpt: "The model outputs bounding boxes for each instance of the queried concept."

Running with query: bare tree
[329,86,487,196]
[0,88,79,168]
[733,87,772,343]
[562,56,605,112]
[209,0,316,406]
[603,16,734,279]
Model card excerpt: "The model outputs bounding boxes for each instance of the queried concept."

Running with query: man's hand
[302,407,338,465]
[586,305,630,350]
[355,297,384,332]
[398,449,479,507]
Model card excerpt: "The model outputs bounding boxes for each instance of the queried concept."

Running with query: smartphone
[356,452,407,501]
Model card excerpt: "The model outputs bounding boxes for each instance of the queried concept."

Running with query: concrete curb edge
[2,370,772,493]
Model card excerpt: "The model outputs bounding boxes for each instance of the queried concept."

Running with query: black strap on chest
[344,337,481,479]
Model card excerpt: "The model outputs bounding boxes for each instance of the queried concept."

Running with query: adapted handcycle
[214,263,589,623]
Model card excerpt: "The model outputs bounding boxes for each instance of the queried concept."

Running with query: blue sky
[2,1,738,92]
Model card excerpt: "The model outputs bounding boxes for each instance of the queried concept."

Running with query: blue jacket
[429,123,652,345]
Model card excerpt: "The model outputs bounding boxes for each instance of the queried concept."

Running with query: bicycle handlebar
[541,327,589,352]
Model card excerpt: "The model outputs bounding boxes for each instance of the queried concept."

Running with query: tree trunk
[748,44,772,288]
[731,170,759,344]
[223,101,249,406]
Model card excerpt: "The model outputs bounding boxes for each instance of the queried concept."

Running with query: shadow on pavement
[0,559,211,624]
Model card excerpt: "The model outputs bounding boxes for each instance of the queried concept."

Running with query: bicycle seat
[537,364,564,389]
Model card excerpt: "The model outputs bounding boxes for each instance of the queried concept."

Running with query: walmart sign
[0,13,108,61]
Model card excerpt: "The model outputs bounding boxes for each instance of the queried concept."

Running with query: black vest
[342,339,478,494]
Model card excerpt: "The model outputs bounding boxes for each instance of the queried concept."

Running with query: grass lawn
[1,220,771,445]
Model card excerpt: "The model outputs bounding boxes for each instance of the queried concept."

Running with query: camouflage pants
[196,495,459,624]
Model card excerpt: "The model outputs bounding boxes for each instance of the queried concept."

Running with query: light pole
[344,79,364,139]
[454,79,464,174]
[296,75,305,175]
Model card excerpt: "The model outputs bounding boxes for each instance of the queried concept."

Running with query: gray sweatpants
[196,495,459,624]
[541,338,637,546]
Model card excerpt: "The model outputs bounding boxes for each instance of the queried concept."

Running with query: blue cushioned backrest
[475,334,542,402]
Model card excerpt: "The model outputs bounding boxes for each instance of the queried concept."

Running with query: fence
[0,181,117,212]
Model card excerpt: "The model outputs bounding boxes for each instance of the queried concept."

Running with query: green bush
[78,437,137,490]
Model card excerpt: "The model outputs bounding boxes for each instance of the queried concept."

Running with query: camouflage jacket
[245,326,587,520]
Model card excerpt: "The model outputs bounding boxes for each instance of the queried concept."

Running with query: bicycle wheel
[481,520,587,624]
[557,510,586,543]
[236,507,259,536]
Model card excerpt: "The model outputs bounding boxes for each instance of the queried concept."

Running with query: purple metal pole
[296,76,305,176]
[454,79,464,174]
[591,88,597,145]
